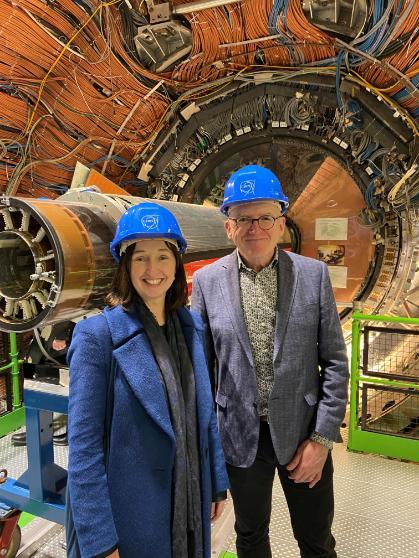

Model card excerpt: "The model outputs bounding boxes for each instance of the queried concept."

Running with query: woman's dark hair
[105,241,188,311]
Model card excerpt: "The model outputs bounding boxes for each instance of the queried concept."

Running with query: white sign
[315,218,348,240]
[327,266,348,289]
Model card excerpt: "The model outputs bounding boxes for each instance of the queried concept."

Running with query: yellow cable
[25,0,122,135]
[373,69,418,93]
[348,70,418,136]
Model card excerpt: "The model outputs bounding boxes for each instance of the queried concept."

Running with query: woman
[67,202,228,558]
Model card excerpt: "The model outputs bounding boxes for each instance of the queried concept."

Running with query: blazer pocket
[304,391,318,406]
[215,392,228,408]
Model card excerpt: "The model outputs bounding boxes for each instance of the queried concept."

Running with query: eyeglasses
[228,215,282,230]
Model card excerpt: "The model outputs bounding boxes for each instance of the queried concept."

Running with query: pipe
[8,333,21,411]
[0,193,232,332]
[173,0,242,15]
[348,317,361,443]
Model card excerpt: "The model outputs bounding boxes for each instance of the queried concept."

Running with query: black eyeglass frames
[228,215,282,230]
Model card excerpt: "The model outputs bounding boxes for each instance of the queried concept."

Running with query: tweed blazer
[191,249,349,467]
[67,305,228,558]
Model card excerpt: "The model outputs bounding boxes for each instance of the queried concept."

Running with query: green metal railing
[0,332,25,437]
[348,313,419,461]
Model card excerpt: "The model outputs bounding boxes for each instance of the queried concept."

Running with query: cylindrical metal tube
[0,193,232,332]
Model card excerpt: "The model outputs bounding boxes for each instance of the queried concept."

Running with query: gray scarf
[134,298,203,558]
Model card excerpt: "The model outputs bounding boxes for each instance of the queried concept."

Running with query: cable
[0,0,417,198]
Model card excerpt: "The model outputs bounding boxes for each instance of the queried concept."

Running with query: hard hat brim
[119,237,180,255]
[220,197,289,216]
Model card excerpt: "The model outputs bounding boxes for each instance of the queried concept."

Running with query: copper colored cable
[0,0,417,198]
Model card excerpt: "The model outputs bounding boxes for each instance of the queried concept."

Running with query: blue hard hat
[220,165,289,215]
[110,202,187,261]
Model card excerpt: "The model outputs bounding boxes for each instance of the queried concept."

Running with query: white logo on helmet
[141,214,159,231]
[239,179,255,196]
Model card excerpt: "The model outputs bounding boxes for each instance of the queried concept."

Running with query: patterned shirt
[238,249,278,416]
[237,248,333,449]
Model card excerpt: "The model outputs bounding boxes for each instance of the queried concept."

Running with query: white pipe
[173,0,242,15]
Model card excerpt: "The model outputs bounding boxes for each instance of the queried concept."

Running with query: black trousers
[227,422,337,558]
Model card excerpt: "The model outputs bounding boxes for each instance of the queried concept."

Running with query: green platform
[18,512,36,528]
[0,406,25,438]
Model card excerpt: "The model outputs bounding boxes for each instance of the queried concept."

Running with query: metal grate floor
[0,425,68,558]
[223,427,419,558]
[0,425,418,557]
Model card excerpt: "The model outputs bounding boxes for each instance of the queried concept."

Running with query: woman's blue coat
[67,305,228,558]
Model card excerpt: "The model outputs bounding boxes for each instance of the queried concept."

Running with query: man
[191,165,349,558]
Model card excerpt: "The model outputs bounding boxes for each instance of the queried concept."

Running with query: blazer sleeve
[208,407,229,498]
[67,320,119,557]
[315,263,349,441]
[191,272,217,394]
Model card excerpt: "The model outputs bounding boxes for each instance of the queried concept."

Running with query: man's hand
[286,439,329,488]
[211,500,226,523]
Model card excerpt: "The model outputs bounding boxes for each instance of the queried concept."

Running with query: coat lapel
[274,250,299,365]
[104,306,175,443]
[218,252,254,367]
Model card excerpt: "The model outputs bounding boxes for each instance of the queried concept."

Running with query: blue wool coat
[67,305,229,558]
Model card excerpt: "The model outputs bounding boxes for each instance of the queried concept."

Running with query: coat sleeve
[190,309,229,498]
[67,320,119,557]
[315,263,349,441]
[191,272,217,394]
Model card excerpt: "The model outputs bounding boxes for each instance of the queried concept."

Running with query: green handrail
[9,333,22,410]
[349,318,361,435]
[0,333,23,407]
[351,313,419,325]
[0,333,25,437]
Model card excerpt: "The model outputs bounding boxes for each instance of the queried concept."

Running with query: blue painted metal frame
[0,382,69,525]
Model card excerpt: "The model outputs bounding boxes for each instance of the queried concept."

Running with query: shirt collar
[237,246,279,272]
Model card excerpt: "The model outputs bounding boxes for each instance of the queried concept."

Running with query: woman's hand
[211,500,226,523]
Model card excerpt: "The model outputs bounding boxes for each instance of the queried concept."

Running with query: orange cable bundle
[239,0,291,66]
[281,0,334,65]
[355,0,418,113]
[0,0,170,195]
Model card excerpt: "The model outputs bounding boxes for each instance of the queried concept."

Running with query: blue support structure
[0,381,68,525]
